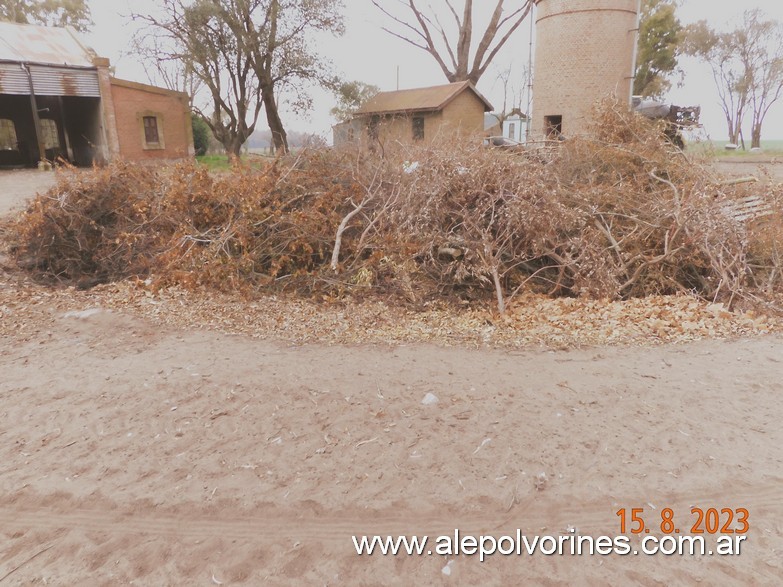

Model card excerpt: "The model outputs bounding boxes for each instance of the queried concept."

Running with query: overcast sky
[86,0,783,142]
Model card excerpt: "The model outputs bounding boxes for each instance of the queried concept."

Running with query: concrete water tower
[530,0,640,139]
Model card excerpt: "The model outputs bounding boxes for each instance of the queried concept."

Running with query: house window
[140,113,165,150]
[412,117,424,141]
[0,119,17,150]
[545,115,563,139]
[507,122,516,140]
[40,119,60,150]
[143,116,160,144]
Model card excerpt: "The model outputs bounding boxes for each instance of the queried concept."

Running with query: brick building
[531,0,640,139]
[0,22,193,167]
[333,81,493,149]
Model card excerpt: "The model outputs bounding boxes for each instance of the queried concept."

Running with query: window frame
[138,112,166,151]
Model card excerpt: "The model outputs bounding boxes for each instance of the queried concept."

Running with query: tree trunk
[262,83,289,154]
[229,138,243,160]
[751,124,762,149]
[727,119,739,145]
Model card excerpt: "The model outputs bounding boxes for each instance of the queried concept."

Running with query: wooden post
[58,96,74,162]
[22,63,46,164]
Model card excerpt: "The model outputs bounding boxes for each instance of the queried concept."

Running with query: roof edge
[448,81,494,113]
[110,77,190,99]
[356,80,493,116]
[0,59,98,70]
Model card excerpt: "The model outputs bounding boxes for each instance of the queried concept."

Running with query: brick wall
[109,78,194,161]
[95,58,119,163]
[439,90,486,136]
[531,0,638,139]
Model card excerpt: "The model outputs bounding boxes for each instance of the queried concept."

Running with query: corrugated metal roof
[0,62,30,94]
[0,21,96,67]
[356,81,494,116]
[31,65,100,96]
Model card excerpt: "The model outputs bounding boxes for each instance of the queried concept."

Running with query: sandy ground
[0,310,781,585]
[0,170,56,217]
[1,163,782,585]
[714,158,783,183]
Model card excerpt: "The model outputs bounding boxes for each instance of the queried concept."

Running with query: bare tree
[492,62,527,122]
[134,0,343,156]
[686,11,783,149]
[371,0,533,85]
[737,10,783,149]
[133,1,263,158]
[686,20,752,147]
[246,0,344,153]
[131,33,203,110]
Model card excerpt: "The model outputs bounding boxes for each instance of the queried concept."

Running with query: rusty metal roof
[356,81,494,116]
[0,21,97,68]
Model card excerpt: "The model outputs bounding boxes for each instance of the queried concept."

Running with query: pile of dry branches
[10,105,783,312]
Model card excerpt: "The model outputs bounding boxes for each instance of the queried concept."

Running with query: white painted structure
[502,113,527,143]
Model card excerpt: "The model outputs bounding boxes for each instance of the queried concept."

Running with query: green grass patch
[196,154,272,171]
[195,154,233,171]
[687,140,783,158]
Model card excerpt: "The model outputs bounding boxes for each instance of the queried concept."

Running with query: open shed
[0,21,193,168]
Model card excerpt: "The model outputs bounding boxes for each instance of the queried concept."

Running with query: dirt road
[1,305,781,585]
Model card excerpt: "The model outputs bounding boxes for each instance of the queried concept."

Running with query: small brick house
[108,78,193,162]
[333,81,493,148]
[0,21,193,167]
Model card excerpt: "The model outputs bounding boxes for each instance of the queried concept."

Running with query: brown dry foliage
[10,104,783,311]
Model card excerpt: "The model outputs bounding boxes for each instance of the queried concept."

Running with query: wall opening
[40,119,59,149]
[61,96,103,166]
[412,116,424,141]
[545,115,563,139]
[0,93,103,167]
[0,119,18,151]
[368,115,380,141]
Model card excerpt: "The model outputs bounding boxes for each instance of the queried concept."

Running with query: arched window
[0,119,18,151]
[40,119,60,149]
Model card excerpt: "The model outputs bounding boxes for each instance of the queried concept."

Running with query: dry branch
[8,103,783,312]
